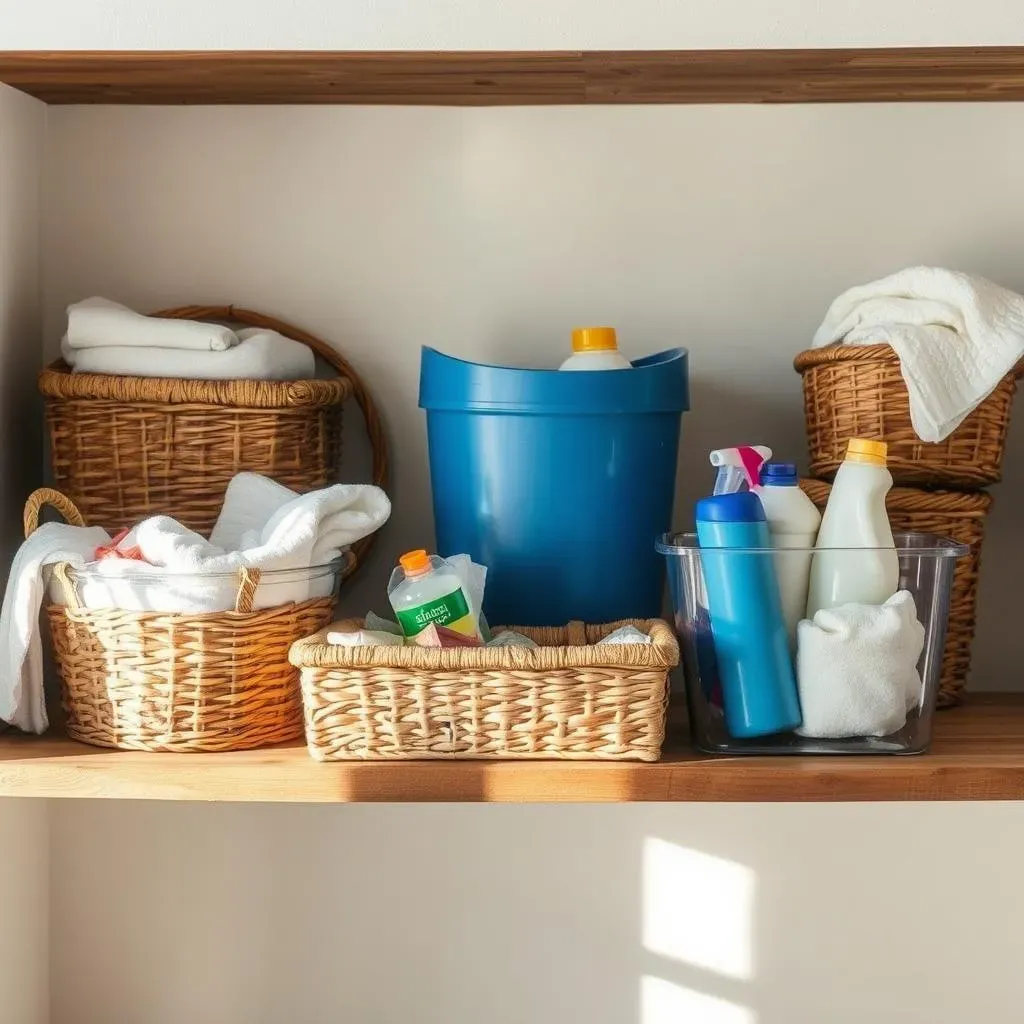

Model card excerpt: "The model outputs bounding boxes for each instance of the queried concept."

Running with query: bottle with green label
[388,550,481,640]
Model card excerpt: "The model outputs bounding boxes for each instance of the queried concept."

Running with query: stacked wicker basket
[36,305,389,752]
[794,344,1021,707]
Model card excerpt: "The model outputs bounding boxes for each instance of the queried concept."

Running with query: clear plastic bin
[656,532,967,754]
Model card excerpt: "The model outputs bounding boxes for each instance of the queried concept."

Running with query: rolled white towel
[66,329,316,381]
[796,591,925,739]
[66,296,239,352]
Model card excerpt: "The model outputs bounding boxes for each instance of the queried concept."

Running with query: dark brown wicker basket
[800,478,991,707]
[794,344,1020,488]
[39,305,388,570]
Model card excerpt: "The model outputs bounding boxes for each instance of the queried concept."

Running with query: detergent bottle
[806,439,899,617]
[388,550,482,640]
[696,446,802,738]
[559,327,632,371]
[755,462,821,647]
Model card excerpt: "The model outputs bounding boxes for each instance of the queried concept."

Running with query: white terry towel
[0,522,112,734]
[812,267,1024,442]
[209,473,299,551]
[66,296,238,352]
[63,328,315,381]
[796,590,925,739]
[90,482,391,610]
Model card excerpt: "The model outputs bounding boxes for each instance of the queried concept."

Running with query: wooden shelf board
[2,48,1024,105]
[1,694,1022,803]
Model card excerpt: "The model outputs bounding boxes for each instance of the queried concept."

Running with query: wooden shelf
[0,695,1022,802]
[2,48,1024,105]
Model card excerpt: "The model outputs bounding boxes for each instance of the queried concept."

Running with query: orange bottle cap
[571,327,618,353]
[399,549,431,575]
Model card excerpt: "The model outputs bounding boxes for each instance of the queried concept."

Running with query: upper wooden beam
[1,48,1024,105]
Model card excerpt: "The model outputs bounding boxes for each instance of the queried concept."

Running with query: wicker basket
[291,619,679,761]
[27,488,343,752]
[794,344,1020,487]
[800,478,991,708]
[40,305,389,570]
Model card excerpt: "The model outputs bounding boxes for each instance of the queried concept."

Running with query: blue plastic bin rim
[419,346,689,415]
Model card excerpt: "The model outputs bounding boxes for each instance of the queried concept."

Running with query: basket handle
[152,305,389,573]
[24,487,86,539]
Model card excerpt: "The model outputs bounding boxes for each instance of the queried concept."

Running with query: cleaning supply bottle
[696,491,802,739]
[559,327,632,371]
[806,439,899,618]
[388,550,481,640]
[756,462,821,647]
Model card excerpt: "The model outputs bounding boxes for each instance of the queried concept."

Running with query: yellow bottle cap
[846,438,888,466]
[571,327,618,353]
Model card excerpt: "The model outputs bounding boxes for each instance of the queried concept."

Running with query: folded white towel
[812,267,1024,442]
[66,296,238,352]
[64,328,315,381]
[0,522,112,734]
[796,591,925,739]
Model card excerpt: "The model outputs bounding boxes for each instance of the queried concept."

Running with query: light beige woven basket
[27,488,343,753]
[291,619,679,762]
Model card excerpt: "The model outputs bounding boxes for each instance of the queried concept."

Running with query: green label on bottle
[396,588,476,638]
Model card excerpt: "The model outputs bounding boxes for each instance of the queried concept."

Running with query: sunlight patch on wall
[642,837,755,980]
[641,976,755,1024]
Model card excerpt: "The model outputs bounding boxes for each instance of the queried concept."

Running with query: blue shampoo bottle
[695,491,802,738]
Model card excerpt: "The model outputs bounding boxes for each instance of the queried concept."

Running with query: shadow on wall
[47,801,1024,1024]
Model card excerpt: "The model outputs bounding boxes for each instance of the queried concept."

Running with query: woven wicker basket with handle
[26,487,346,752]
[39,305,389,572]
[800,478,991,708]
[291,618,679,762]
[794,344,1020,488]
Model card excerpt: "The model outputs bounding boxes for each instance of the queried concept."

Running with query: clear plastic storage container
[656,532,967,755]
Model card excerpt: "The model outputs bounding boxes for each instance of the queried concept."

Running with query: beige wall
[0,84,49,1024]
[43,102,1024,688]
[50,800,1024,1024]
[3,0,1024,48]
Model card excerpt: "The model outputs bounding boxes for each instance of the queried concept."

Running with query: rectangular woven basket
[290,619,679,762]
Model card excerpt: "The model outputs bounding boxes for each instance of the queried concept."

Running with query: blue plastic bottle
[696,491,802,738]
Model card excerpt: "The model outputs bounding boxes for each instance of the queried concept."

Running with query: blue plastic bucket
[419,347,689,626]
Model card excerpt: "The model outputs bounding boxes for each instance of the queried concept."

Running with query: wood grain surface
[0,695,1022,802]
[2,48,1024,105]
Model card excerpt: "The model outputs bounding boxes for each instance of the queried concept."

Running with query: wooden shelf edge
[2,48,1024,105]
[0,695,1021,803]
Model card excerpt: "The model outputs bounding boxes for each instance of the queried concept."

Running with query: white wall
[43,102,1024,688]
[50,800,1024,1024]
[2,0,1024,49]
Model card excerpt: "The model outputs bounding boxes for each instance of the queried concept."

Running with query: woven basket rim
[290,617,680,671]
[799,477,994,513]
[795,343,1024,379]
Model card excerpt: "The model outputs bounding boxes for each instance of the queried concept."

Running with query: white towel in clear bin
[813,267,1024,442]
[796,591,925,739]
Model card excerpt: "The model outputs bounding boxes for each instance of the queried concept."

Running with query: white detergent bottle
[388,549,481,640]
[755,462,821,648]
[559,326,632,370]
[806,439,899,618]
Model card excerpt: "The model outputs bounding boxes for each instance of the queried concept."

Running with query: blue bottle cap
[695,491,767,523]
[760,462,798,487]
